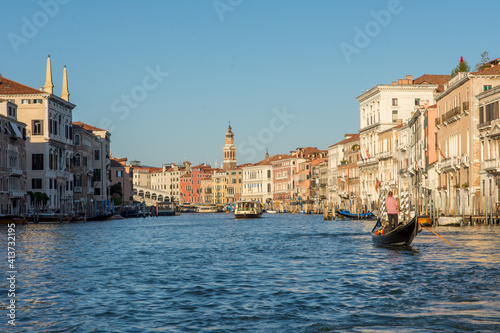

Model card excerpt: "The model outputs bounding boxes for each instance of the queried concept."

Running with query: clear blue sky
[2,0,499,166]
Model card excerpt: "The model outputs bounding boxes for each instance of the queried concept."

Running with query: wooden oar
[418,222,457,248]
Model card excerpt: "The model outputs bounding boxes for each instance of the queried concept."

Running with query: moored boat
[234,201,263,219]
[156,201,180,216]
[0,215,28,224]
[437,216,463,226]
[371,215,419,247]
[196,205,218,213]
[86,213,114,222]
[338,210,375,220]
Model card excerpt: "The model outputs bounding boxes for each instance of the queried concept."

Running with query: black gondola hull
[371,216,419,247]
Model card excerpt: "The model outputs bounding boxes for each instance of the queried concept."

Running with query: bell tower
[223,123,236,169]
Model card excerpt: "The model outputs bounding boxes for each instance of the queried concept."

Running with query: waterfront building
[0,56,76,213]
[191,164,215,203]
[180,173,193,204]
[110,157,134,209]
[72,122,111,216]
[337,135,361,212]
[310,157,328,212]
[435,59,500,216]
[476,84,500,221]
[327,134,356,208]
[200,176,213,204]
[223,124,237,170]
[151,162,190,203]
[212,169,228,205]
[226,166,244,205]
[0,99,27,216]
[357,74,445,209]
[72,123,95,215]
[272,153,304,211]
[294,159,313,210]
[242,155,278,205]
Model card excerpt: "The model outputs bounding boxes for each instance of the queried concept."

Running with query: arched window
[74,134,80,145]
[267,170,271,179]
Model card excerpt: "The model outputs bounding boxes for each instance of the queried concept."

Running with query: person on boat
[385,191,398,232]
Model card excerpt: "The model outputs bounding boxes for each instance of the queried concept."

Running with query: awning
[9,122,23,139]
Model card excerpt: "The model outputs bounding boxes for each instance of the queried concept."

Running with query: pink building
[180,173,192,204]
[110,157,134,209]
[190,164,215,203]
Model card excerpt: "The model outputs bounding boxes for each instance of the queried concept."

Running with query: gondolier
[385,191,398,232]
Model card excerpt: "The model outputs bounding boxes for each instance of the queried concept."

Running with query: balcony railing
[439,156,461,172]
[478,120,492,130]
[442,106,461,123]
[74,186,83,193]
[484,158,500,173]
[8,167,23,177]
[9,190,25,198]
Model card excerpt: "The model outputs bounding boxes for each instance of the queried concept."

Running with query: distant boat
[437,216,463,226]
[371,215,420,247]
[338,210,375,220]
[0,215,28,224]
[156,201,180,216]
[86,213,114,222]
[266,210,278,214]
[234,201,263,219]
[196,205,218,213]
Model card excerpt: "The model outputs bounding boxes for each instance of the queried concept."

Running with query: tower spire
[44,55,54,94]
[61,65,69,101]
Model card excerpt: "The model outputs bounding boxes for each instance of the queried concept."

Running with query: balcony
[441,106,462,124]
[376,151,393,160]
[461,154,470,168]
[484,158,500,175]
[9,190,25,198]
[462,101,470,112]
[478,120,492,130]
[438,156,461,173]
[8,167,23,177]
[74,186,83,193]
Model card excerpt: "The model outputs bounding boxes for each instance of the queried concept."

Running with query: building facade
[435,62,500,216]
[0,99,27,216]
[0,56,76,213]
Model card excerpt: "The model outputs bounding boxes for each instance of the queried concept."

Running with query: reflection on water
[1,215,499,332]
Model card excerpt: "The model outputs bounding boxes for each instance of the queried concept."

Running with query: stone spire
[61,65,70,101]
[44,55,54,94]
[265,147,269,159]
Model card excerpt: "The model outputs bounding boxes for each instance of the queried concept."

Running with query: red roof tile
[472,65,500,76]
[73,121,106,132]
[329,133,360,147]
[413,74,450,93]
[0,76,45,95]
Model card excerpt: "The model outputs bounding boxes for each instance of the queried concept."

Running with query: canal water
[2,214,499,332]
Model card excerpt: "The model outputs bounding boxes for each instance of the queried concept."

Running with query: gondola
[371,215,419,247]
[338,210,375,220]
[86,213,114,222]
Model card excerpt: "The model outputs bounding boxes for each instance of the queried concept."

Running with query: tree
[475,51,490,71]
[451,56,470,77]
[110,183,122,197]
[111,193,122,207]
